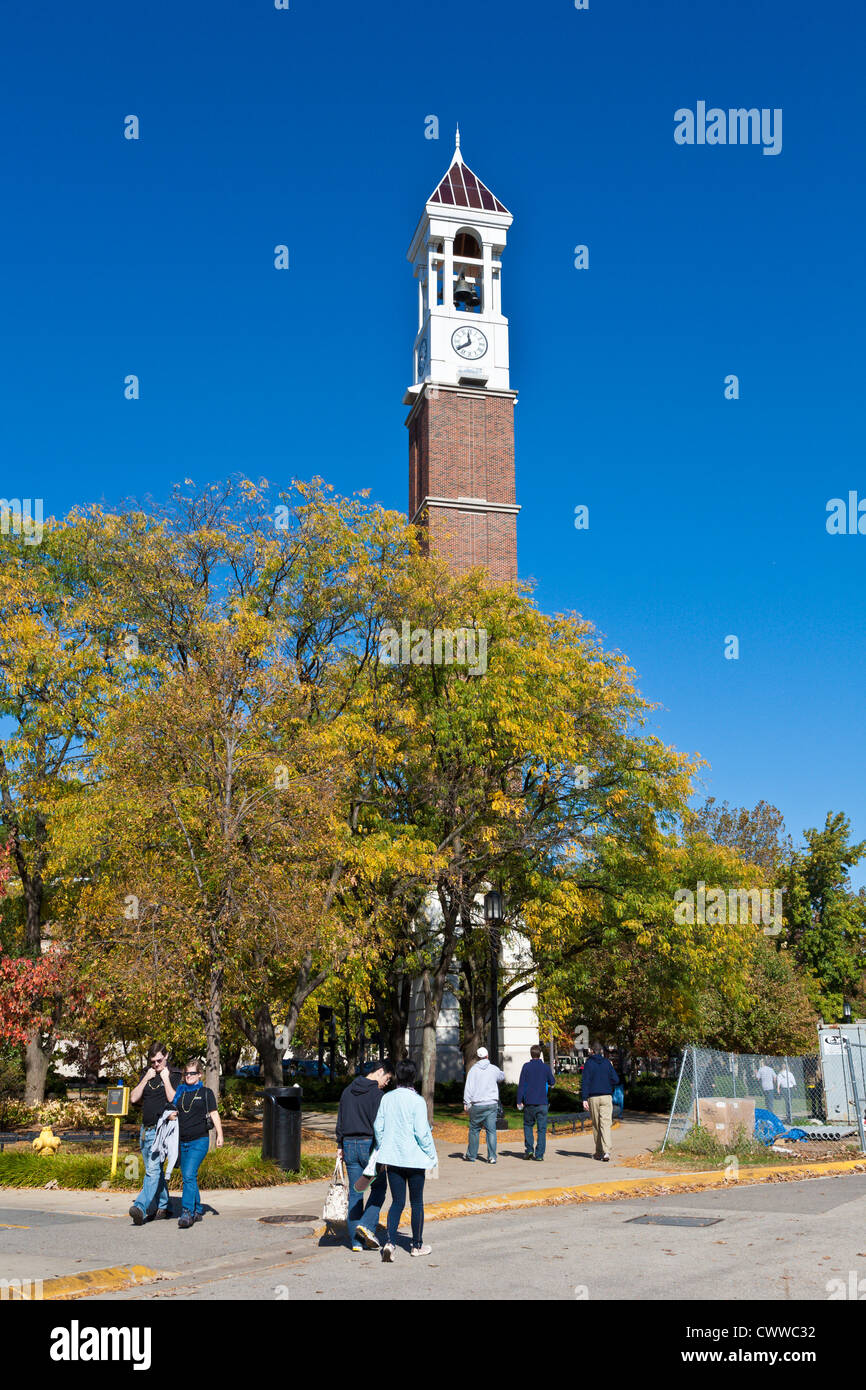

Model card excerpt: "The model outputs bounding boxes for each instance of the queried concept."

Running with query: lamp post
[317,1005,332,1079]
[483,889,504,1067]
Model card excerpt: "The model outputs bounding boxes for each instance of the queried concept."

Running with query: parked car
[234,1060,331,1080]
[284,1059,330,1079]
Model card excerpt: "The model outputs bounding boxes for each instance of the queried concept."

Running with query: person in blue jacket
[516,1044,556,1161]
[581,1044,621,1162]
[373,1058,438,1262]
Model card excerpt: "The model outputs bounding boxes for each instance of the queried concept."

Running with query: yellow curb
[3,1265,161,1301]
[418,1157,866,1223]
[315,1156,866,1236]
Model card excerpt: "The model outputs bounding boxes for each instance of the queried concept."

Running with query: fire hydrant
[32,1125,61,1155]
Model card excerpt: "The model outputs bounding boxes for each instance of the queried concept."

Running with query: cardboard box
[697,1097,755,1145]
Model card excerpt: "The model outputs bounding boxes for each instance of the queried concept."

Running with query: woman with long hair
[372,1058,438,1261]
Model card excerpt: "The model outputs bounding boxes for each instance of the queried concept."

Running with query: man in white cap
[462,1047,505,1164]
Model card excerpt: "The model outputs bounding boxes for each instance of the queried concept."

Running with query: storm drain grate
[627,1214,722,1227]
[258,1214,318,1225]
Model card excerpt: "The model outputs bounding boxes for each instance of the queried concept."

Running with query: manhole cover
[258,1214,317,1225]
[627,1215,722,1227]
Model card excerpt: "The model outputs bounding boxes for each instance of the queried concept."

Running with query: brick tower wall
[408,386,517,582]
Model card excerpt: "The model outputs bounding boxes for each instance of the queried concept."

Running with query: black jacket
[336,1077,384,1145]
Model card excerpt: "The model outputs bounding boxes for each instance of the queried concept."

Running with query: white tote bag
[322,1157,349,1223]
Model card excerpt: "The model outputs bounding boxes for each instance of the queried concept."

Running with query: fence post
[843,1039,866,1153]
[661,1050,687,1153]
[783,1056,793,1124]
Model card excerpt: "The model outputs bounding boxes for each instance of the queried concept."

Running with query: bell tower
[404,129,519,582]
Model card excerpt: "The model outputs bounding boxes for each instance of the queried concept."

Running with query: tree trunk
[419,965,450,1122]
[23,1030,51,1107]
[459,956,486,1074]
[255,1003,283,1088]
[17,823,51,1104]
[202,968,222,1100]
[83,1040,101,1085]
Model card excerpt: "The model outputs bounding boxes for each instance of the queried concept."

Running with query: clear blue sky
[2,1,864,876]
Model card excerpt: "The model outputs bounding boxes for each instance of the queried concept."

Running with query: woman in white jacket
[372,1058,438,1261]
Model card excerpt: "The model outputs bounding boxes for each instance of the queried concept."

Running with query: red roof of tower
[429,136,510,215]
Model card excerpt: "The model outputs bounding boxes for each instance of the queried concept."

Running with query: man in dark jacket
[336,1060,394,1250]
[516,1044,556,1161]
[581,1043,621,1162]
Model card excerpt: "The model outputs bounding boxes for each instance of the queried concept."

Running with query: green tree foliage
[783,812,866,1021]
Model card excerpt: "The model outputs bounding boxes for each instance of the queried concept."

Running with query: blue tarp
[754,1107,808,1145]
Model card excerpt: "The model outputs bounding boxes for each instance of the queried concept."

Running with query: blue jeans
[179,1136,210,1216]
[522,1103,548,1158]
[342,1137,387,1246]
[466,1104,498,1161]
[386,1166,426,1246]
[134,1125,170,1216]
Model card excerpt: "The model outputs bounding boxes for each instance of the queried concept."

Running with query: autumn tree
[58,478,418,1092]
[0,513,125,1100]
[333,555,697,1115]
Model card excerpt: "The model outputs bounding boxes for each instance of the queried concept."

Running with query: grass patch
[657,1123,796,1170]
[0,1144,332,1190]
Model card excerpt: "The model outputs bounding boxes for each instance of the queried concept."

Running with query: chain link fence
[662,1039,866,1153]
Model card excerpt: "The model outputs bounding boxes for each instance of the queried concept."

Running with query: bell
[453,271,480,309]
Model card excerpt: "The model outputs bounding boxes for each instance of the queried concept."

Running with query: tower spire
[454,122,462,163]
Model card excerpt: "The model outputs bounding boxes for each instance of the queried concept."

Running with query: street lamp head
[483,889,504,924]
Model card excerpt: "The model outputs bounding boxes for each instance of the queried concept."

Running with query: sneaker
[488,1157,497,1164]
[177,1212,194,1229]
[152,1208,173,1221]
[351,1244,363,1253]
[193,1213,203,1222]
[523,1152,535,1160]
[410,1244,432,1257]
[381,1243,395,1263]
[462,1154,475,1162]
[355,1224,379,1250]
[532,1155,544,1161]
[602,1153,610,1162]
[129,1205,144,1226]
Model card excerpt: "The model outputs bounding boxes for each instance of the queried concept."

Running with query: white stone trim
[410,495,521,524]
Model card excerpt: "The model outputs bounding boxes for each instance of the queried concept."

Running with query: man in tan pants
[581,1044,620,1162]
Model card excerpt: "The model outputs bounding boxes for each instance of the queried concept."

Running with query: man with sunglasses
[128,1042,182,1224]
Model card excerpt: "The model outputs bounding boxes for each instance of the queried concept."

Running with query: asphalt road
[68,1172,866,1301]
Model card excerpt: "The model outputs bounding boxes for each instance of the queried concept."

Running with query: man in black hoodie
[336,1060,394,1250]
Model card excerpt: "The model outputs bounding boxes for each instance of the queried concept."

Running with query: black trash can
[262,1086,303,1171]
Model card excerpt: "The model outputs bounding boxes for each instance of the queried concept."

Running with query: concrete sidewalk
[0,1112,672,1226]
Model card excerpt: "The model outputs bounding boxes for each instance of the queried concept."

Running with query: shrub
[0,1099,37,1131]
[0,1145,332,1190]
[625,1074,677,1112]
[35,1099,106,1130]
[664,1123,772,1165]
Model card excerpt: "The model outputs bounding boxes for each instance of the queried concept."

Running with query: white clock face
[451,326,488,360]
